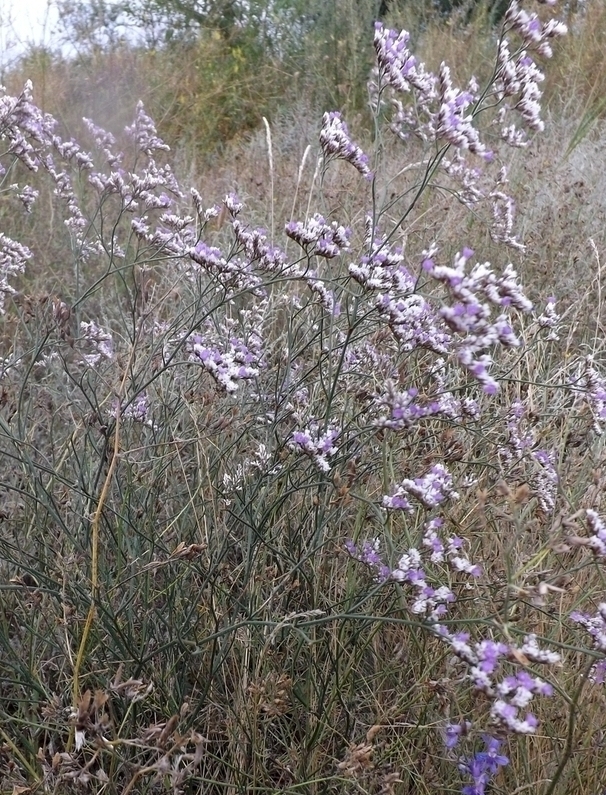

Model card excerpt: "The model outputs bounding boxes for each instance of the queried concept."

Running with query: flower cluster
[79,320,115,368]
[111,392,156,429]
[499,399,558,514]
[344,538,392,583]
[0,233,32,313]
[222,443,280,495]
[351,231,450,353]
[574,355,606,435]
[183,301,267,395]
[435,64,491,160]
[537,296,560,340]
[505,1,568,58]
[373,24,435,99]
[567,509,606,558]
[571,603,606,652]
[436,627,559,734]
[374,363,480,430]
[285,214,351,259]
[125,100,171,156]
[454,734,509,795]
[288,422,340,473]
[422,517,482,576]
[319,111,372,179]
[349,220,404,290]
[374,381,444,431]
[347,517,480,617]
[189,239,263,295]
[571,604,606,684]
[383,463,459,511]
[188,338,261,393]
[425,248,533,393]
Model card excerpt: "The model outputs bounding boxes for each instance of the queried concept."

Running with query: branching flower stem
[69,342,138,749]
[543,655,595,795]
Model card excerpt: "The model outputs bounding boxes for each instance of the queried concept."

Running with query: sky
[1,0,62,65]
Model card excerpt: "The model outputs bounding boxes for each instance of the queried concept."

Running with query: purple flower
[373,23,435,98]
[319,112,372,179]
[286,214,351,258]
[444,721,472,749]
[345,538,391,582]
[125,101,170,156]
[435,63,491,160]
[574,356,606,435]
[289,423,340,473]
[384,463,459,511]
[459,735,509,795]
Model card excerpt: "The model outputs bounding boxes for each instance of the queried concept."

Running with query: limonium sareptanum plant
[1,2,606,793]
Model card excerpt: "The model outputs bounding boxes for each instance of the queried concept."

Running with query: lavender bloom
[500,399,533,461]
[355,242,451,353]
[375,381,443,431]
[498,402,558,514]
[373,23,435,99]
[232,219,290,276]
[13,184,39,212]
[574,355,606,435]
[494,43,547,134]
[112,393,157,429]
[490,190,525,250]
[125,101,170,156]
[571,603,606,654]
[427,249,532,392]
[568,509,606,558]
[590,659,606,685]
[410,582,455,618]
[232,213,339,307]
[189,241,226,271]
[224,192,243,216]
[446,535,482,577]
[286,214,351,258]
[349,219,404,289]
[514,55,546,133]
[532,448,558,514]
[0,234,32,313]
[188,330,263,395]
[382,491,413,512]
[375,288,450,353]
[430,250,533,313]
[79,321,115,368]
[304,272,338,313]
[444,721,472,749]
[384,463,459,511]
[381,545,454,620]
[124,393,151,423]
[0,80,56,171]
[441,151,485,206]
[436,625,558,732]
[348,517,480,621]
[289,423,340,473]
[586,510,606,557]
[319,112,372,179]
[518,634,561,665]
[537,296,560,340]
[345,538,391,582]
[435,63,491,160]
[458,735,509,795]
[505,2,568,58]
[83,117,121,166]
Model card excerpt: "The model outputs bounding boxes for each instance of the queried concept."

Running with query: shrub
[0,3,605,794]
